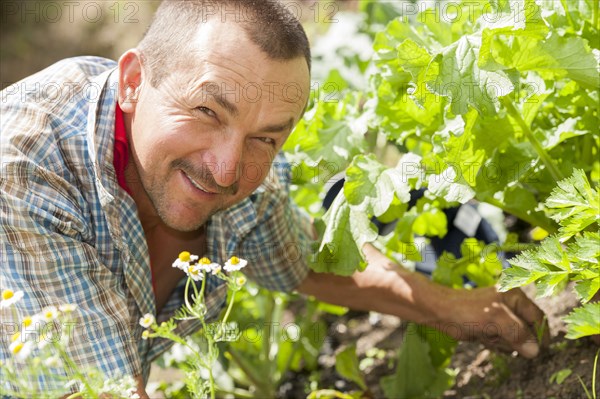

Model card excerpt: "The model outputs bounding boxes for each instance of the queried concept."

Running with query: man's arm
[297,243,548,358]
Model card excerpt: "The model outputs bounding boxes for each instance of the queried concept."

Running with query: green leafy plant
[499,170,600,339]
[219,287,329,398]
[335,344,367,392]
[285,1,598,397]
[142,253,249,399]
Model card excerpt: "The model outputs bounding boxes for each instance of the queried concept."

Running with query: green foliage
[563,303,600,340]
[500,170,600,338]
[335,345,367,391]
[381,324,457,399]
[286,1,599,396]
[214,284,329,398]
[434,238,503,289]
[296,0,599,278]
[549,368,573,385]
[545,169,600,241]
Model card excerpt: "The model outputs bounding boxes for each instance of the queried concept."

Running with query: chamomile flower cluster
[1,288,144,398]
[172,252,247,283]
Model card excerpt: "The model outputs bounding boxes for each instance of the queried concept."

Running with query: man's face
[121,21,310,232]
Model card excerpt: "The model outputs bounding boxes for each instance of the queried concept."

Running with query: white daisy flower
[172,258,189,270]
[224,256,248,272]
[1,289,24,308]
[186,264,204,281]
[59,304,77,313]
[211,264,222,275]
[38,328,59,350]
[9,340,33,361]
[172,251,198,270]
[139,313,155,328]
[141,330,151,340]
[20,316,32,331]
[197,257,219,273]
[235,276,247,287]
[41,306,59,322]
[44,355,61,368]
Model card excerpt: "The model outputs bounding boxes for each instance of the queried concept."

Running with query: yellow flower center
[230,256,239,265]
[11,332,20,342]
[236,276,246,286]
[11,342,23,354]
[200,257,211,264]
[179,251,191,262]
[2,290,14,301]
[22,317,32,328]
[188,266,199,275]
[44,311,53,319]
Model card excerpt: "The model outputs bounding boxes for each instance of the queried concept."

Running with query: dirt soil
[279,284,599,399]
[149,284,598,399]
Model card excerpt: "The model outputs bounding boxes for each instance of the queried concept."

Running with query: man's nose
[211,136,243,189]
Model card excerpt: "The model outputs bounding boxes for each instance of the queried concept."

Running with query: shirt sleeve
[239,155,315,292]
[1,114,142,395]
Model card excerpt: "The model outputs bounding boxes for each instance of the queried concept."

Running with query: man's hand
[298,243,549,358]
[431,285,550,358]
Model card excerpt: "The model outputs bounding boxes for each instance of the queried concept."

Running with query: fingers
[480,301,540,358]
[503,289,550,347]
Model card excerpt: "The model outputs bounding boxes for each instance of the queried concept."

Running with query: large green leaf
[545,169,600,240]
[494,34,600,89]
[381,324,455,399]
[335,345,367,391]
[310,193,378,276]
[426,35,515,115]
[564,303,600,339]
[344,154,411,217]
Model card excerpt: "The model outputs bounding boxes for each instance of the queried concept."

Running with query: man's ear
[118,49,145,114]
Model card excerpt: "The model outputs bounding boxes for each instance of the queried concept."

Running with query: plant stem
[208,361,216,399]
[55,345,95,396]
[216,387,255,398]
[221,291,236,327]
[501,97,565,182]
[262,294,275,365]
[559,0,576,30]
[593,0,599,30]
[497,242,538,253]
[227,347,272,396]
[483,196,557,233]
[276,298,318,386]
[199,273,207,302]
[593,349,599,399]
[577,374,592,399]
[184,277,193,313]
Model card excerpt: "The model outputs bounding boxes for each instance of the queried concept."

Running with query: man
[1,1,547,397]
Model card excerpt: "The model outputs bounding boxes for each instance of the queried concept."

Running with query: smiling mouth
[183,171,216,194]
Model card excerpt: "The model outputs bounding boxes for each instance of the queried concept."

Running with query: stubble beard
[145,172,220,233]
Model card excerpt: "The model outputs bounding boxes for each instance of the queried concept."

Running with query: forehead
[166,20,310,112]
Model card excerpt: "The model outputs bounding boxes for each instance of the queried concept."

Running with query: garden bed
[149,284,597,398]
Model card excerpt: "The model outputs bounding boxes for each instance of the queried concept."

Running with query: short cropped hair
[137,0,311,87]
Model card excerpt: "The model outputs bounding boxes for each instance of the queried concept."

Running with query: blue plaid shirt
[0,57,312,389]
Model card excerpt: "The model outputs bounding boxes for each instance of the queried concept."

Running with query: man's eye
[196,106,216,118]
[256,137,276,146]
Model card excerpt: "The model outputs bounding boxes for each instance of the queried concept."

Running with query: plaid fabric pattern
[0,57,312,389]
